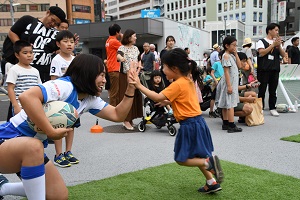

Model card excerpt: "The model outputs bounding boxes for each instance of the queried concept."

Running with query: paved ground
[1,90,300,199]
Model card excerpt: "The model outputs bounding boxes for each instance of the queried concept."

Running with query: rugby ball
[27,101,78,133]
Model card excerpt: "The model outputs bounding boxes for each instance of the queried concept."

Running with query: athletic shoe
[206,155,224,184]
[0,174,8,200]
[54,153,71,168]
[222,124,228,130]
[227,126,243,133]
[270,109,279,117]
[64,151,79,164]
[198,182,222,194]
[209,111,218,118]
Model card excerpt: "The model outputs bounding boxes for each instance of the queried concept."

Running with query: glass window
[230,1,233,10]
[242,0,246,8]
[218,3,222,13]
[259,12,262,22]
[203,7,206,16]
[41,4,50,11]
[224,2,227,12]
[198,8,201,16]
[241,12,246,22]
[189,10,191,18]
[72,5,91,13]
[193,9,196,17]
[236,13,239,20]
[29,5,38,11]
[253,12,257,22]
[258,26,263,35]
[230,14,233,20]
[253,26,257,36]
[218,16,222,21]
[203,19,205,29]
[236,0,239,9]
[259,0,262,8]
[0,5,10,12]
[15,4,26,12]
[253,0,257,7]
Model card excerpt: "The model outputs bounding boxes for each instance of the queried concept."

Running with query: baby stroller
[200,84,212,111]
[137,71,177,136]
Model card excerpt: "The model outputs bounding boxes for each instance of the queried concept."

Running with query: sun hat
[213,43,220,49]
[49,6,66,22]
[242,38,252,47]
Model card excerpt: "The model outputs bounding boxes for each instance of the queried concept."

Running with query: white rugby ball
[27,101,78,134]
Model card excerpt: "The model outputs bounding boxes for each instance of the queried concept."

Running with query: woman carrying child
[215,36,243,133]
[130,48,224,194]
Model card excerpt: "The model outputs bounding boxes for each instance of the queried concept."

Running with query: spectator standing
[202,52,209,70]
[50,30,79,168]
[288,37,300,64]
[256,23,285,117]
[141,42,155,72]
[105,24,123,106]
[117,29,143,130]
[215,36,242,133]
[149,44,160,70]
[210,44,221,66]
[6,6,65,82]
[6,40,42,116]
[160,35,176,87]
[208,50,225,118]
[4,6,65,122]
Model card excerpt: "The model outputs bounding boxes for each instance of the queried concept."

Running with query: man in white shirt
[256,23,285,117]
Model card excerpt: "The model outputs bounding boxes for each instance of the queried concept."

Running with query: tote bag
[245,98,264,126]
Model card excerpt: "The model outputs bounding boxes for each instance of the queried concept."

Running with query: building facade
[105,0,269,42]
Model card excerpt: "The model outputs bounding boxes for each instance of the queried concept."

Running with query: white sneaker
[270,109,279,117]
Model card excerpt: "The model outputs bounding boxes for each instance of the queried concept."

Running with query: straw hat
[213,43,220,49]
[242,38,252,47]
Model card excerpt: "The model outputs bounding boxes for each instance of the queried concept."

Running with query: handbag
[245,98,264,126]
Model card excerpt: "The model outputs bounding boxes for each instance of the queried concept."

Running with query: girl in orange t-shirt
[130,48,224,194]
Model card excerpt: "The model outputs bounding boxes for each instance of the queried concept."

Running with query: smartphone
[251,82,261,87]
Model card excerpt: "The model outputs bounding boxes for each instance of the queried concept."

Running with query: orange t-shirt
[162,77,202,122]
[105,36,122,72]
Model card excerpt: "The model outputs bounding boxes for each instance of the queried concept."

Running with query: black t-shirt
[288,46,300,64]
[11,15,59,74]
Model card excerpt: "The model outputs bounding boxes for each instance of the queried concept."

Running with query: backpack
[2,36,17,64]
[2,17,38,65]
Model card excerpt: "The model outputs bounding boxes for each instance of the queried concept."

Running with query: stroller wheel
[138,122,146,132]
[168,125,177,136]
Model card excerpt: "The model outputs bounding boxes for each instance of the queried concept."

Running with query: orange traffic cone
[90,119,103,133]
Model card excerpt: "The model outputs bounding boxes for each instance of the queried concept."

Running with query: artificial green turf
[281,134,300,143]
[68,160,300,200]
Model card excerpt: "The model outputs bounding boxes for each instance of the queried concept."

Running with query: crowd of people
[0,10,298,199]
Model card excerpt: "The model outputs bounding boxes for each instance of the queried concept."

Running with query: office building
[105,0,269,41]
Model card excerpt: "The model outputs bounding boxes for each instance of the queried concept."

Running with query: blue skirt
[174,115,214,162]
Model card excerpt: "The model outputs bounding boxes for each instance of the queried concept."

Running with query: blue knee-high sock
[21,164,45,200]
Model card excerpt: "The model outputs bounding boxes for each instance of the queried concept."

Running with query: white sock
[0,182,26,196]
[22,175,45,200]
[207,178,216,185]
